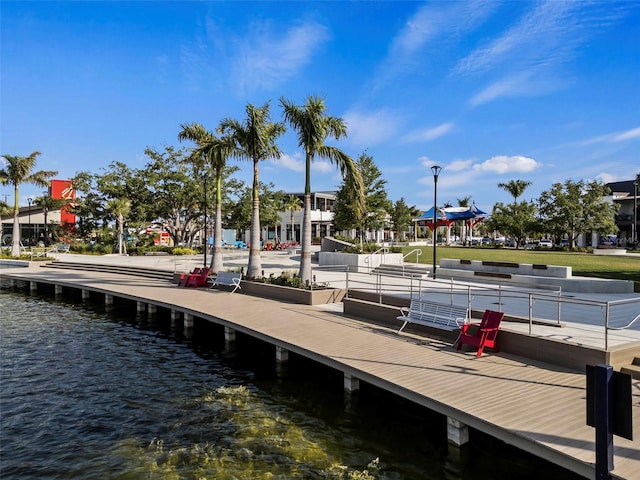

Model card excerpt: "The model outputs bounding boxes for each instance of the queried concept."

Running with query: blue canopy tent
[414,205,487,243]
[415,205,487,226]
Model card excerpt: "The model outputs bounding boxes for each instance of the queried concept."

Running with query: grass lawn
[400,246,640,293]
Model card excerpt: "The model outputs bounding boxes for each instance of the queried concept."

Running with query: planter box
[241,281,346,305]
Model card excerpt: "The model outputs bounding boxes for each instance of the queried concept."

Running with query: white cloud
[460,1,626,105]
[312,159,334,174]
[272,152,304,172]
[229,20,330,94]
[577,126,640,146]
[473,155,541,174]
[448,159,474,172]
[402,122,454,143]
[595,172,618,184]
[343,108,401,147]
[613,126,640,142]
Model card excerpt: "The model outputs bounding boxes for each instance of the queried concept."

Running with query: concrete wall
[440,259,572,278]
[319,252,403,272]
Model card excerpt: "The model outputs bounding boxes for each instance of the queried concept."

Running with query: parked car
[538,239,553,248]
[558,239,570,248]
[504,238,517,248]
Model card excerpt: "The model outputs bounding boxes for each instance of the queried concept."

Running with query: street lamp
[27,197,33,247]
[431,165,442,279]
[634,181,638,247]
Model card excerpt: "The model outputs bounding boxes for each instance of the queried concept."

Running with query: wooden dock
[1,266,639,480]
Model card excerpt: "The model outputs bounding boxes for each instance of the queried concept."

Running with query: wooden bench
[210,271,242,294]
[397,299,469,333]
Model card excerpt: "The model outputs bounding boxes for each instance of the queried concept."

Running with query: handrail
[403,248,422,264]
[363,247,389,273]
[363,247,389,264]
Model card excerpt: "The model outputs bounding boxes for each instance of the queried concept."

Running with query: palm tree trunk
[11,185,21,256]
[210,199,224,273]
[246,160,262,279]
[299,192,312,284]
[118,213,124,255]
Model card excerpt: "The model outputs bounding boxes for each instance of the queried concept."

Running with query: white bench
[397,299,469,333]
[210,271,242,294]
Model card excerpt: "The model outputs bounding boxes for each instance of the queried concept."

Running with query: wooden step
[40,261,174,282]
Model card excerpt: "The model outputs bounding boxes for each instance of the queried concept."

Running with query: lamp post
[431,165,442,279]
[634,180,638,247]
[27,197,33,247]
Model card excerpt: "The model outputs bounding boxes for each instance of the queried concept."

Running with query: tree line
[3,96,634,274]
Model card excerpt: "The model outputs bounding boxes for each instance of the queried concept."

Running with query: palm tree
[219,102,285,279]
[283,194,302,243]
[0,151,58,256]
[34,194,69,246]
[280,95,364,284]
[498,180,532,205]
[457,196,471,243]
[106,198,131,255]
[178,122,235,274]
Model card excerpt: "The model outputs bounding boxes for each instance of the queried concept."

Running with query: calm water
[0,288,582,479]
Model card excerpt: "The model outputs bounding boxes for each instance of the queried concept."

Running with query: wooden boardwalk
[2,266,639,480]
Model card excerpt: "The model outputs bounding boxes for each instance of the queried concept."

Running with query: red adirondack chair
[179,267,202,287]
[455,310,505,357]
[185,267,211,288]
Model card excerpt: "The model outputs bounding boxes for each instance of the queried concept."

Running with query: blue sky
[2,1,639,213]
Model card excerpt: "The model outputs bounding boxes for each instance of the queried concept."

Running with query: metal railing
[309,266,640,350]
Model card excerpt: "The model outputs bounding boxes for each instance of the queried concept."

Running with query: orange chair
[455,310,504,357]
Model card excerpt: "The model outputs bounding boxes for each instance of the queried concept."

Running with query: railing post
[498,284,502,311]
[557,287,562,326]
[528,294,533,335]
[604,303,610,351]
[345,267,350,298]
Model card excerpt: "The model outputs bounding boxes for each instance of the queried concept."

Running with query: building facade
[607,179,639,248]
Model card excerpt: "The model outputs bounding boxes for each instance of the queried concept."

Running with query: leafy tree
[224,182,280,239]
[0,151,58,255]
[179,122,236,273]
[220,102,285,279]
[283,194,302,242]
[142,146,206,247]
[332,152,389,247]
[487,200,537,248]
[280,95,364,283]
[389,197,415,241]
[538,179,618,247]
[70,171,109,240]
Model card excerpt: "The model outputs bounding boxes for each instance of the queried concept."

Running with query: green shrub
[172,247,197,256]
